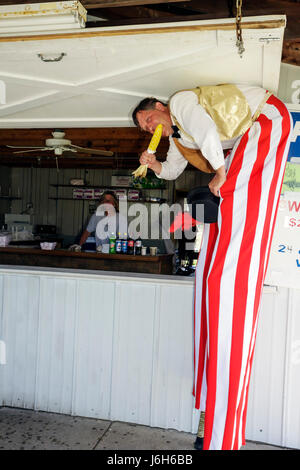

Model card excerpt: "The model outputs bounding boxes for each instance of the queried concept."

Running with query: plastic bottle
[121,232,128,254]
[109,232,116,254]
[116,232,122,254]
[135,237,142,256]
[127,233,134,255]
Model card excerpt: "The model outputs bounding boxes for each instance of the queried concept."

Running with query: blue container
[121,239,128,254]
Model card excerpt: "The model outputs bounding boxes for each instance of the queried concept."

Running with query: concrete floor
[0,407,287,451]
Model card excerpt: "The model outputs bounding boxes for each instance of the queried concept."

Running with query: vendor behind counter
[72,190,175,257]
[71,191,127,254]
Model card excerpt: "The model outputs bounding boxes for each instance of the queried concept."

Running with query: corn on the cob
[147,124,163,153]
[132,124,163,178]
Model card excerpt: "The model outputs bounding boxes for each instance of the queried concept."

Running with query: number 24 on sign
[278,245,300,267]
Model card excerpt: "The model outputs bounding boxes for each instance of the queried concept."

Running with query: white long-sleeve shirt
[157,84,266,181]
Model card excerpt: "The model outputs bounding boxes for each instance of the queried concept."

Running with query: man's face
[99,194,116,216]
[136,102,173,137]
[103,194,115,206]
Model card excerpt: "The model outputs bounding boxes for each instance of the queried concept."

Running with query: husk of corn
[132,164,148,178]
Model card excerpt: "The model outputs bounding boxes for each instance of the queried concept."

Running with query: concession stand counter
[0,247,174,274]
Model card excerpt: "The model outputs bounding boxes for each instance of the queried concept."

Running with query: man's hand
[208,165,226,197]
[139,151,162,174]
[139,150,156,167]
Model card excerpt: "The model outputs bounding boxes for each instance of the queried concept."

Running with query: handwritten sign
[264,105,300,289]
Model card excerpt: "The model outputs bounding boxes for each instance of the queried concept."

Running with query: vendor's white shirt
[157,84,267,181]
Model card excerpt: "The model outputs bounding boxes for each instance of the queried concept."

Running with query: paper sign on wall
[265,192,300,289]
[265,106,300,289]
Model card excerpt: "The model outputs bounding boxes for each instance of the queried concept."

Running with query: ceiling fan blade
[10,148,51,154]
[6,145,46,149]
[69,144,114,157]
[60,146,77,153]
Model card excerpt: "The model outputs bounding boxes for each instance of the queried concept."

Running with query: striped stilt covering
[193,95,292,450]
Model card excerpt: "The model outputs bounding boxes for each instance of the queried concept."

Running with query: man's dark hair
[98,190,119,212]
[132,97,167,127]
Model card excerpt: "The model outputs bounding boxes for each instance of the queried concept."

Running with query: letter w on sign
[288,200,300,212]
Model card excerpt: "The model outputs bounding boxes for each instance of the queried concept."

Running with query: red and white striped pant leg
[236,96,293,449]
[193,153,231,412]
[195,95,292,451]
[193,222,218,410]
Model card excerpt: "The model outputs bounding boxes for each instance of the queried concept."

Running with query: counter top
[0,264,194,285]
[0,246,174,275]
[0,246,169,261]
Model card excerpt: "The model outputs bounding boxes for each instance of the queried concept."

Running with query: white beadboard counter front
[0,264,191,284]
[0,265,299,448]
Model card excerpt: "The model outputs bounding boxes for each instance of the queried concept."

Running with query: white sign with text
[265,192,300,289]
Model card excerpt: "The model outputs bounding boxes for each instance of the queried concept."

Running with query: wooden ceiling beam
[87,6,174,21]
[0,141,168,154]
[142,2,206,16]
[0,128,169,145]
[0,128,169,159]
[0,0,189,7]
[83,0,189,8]
[0,1,298,41]
[0,128,143,141]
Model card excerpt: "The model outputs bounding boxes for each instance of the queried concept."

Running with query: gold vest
[169,84,271,173]
[170,84,253,142]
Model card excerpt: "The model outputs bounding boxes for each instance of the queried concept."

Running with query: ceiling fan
[5,130,114,157]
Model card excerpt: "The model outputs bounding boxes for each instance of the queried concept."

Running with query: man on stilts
[132,83,292,450]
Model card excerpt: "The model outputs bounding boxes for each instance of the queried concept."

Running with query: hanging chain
[236,0,245,57]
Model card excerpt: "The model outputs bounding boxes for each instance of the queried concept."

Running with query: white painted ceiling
[0,15,286,128]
